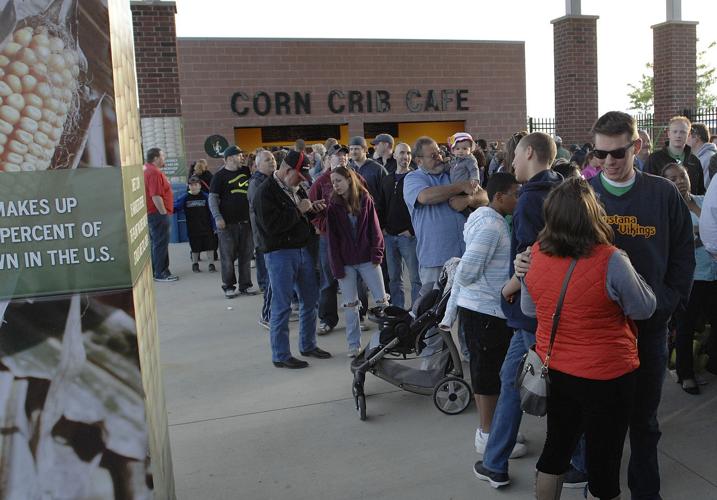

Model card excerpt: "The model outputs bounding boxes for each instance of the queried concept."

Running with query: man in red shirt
[144,147,178,282]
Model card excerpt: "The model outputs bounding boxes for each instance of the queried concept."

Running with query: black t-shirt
[183,193,213,236]
[210,166,251,223]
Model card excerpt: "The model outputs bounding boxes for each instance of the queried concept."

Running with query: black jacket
[379,156,397,175]
[253,175,314,253]
[644,143,704,195]
[376,171,414,236]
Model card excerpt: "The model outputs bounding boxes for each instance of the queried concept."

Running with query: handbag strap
[543,258,578,368]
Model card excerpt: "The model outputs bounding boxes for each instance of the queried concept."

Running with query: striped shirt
[442,206,512,326]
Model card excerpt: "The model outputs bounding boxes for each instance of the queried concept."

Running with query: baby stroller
[350,259,472,420]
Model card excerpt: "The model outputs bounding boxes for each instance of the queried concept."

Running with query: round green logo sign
[204,135,229,158]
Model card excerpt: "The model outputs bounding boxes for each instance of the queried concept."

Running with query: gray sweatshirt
[520,249,656,320]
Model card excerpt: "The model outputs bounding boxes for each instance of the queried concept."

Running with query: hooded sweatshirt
[442,206,511,327]
[501,169,563,331]
[695,142,717,187]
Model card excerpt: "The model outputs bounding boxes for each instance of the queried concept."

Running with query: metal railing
[528,107,717,145]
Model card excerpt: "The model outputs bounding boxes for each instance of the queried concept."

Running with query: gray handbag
[516,259,577,417]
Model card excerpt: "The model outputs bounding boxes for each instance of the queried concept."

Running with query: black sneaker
[473,461,510,488]
[154,274,179,282]
[208,263,217,272]
[563,465,588,489]
[192,263,200,273]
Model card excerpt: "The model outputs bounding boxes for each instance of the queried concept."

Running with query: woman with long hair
[520,177,655,499]
[326,166,389,357]
[662,162,717,394]
[191,158,213,192]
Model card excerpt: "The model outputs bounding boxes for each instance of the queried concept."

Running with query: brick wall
[552,15,599,145]
[176,39,527,165]
[131,1,181,117]
[653,21,697,142]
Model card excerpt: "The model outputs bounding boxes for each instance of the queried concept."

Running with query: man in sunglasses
[516,111,694,499]
[644,116,704,195]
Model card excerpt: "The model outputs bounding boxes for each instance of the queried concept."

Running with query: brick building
[175,38,527,166]
[131,1,186,182]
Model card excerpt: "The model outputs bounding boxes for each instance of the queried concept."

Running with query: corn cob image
[0,0,83,172]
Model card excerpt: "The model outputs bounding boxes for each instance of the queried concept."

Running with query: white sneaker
[475,429,527,458]
[475,428,489,454]
[347,346,360,358]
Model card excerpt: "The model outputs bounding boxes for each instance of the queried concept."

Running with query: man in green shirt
[644,116,704,194]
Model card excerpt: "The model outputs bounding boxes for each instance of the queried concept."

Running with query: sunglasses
[592,141,636,160]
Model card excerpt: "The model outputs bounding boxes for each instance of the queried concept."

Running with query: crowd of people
[143,111,717,499]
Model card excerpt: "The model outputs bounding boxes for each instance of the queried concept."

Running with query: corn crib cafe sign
[230,89,470,116]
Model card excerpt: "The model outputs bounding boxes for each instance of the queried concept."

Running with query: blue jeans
[147,213,171,279]
[627,325,668,500]
[318,235,339,328]
[256,248,269,291]
[337,262,388,349]
[264,247,318,362]
[483,328,535,473]
[384,233,421,309]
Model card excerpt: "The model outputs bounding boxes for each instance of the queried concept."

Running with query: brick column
[652,21,697,140]
[551,15,599,145]
[130,1,181,117]
[131,1,188,182]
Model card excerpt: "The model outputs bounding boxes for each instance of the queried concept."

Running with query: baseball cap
[348,136,368,148]
[327,144,349,156]
[223,145,243,158]
[371,133,394,146]
[448,132,474,149]
[284,150,310,179]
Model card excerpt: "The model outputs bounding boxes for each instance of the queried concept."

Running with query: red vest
[526,243,639,380]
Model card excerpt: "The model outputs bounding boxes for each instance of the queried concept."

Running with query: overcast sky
[174,0,717,117]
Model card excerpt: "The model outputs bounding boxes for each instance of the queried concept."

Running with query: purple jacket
[326,194,384,279]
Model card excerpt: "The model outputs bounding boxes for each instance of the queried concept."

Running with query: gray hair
[311,144,326,156]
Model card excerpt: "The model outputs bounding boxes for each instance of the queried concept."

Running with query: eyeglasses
[592,141,636,160]
[416,151,442,161]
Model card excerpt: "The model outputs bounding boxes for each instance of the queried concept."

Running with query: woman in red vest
[520,177,656,500]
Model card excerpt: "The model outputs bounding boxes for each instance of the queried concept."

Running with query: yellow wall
[235,120,465,152]
[234,126,351,152]
[395,121,465,148]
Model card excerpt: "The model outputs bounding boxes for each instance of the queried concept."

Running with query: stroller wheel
[357,394,366,421]
[433,376,472,415]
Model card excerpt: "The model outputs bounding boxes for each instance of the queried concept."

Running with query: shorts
[189,233,218,253]
[459,307,512,395]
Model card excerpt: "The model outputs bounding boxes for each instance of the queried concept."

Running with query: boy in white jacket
[440,172,520,455]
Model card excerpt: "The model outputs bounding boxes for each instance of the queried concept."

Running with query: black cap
[188,175,201,183]
[223,145,243,158]
[284,150,310,179]
[327,144,349,156]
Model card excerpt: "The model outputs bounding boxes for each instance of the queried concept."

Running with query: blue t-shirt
[403,167,466,268]
[691,196,717,281]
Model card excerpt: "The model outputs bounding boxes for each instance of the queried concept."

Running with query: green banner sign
[0,167,150,300]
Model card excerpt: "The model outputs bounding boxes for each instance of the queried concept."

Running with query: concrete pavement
[156,244,717,499]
